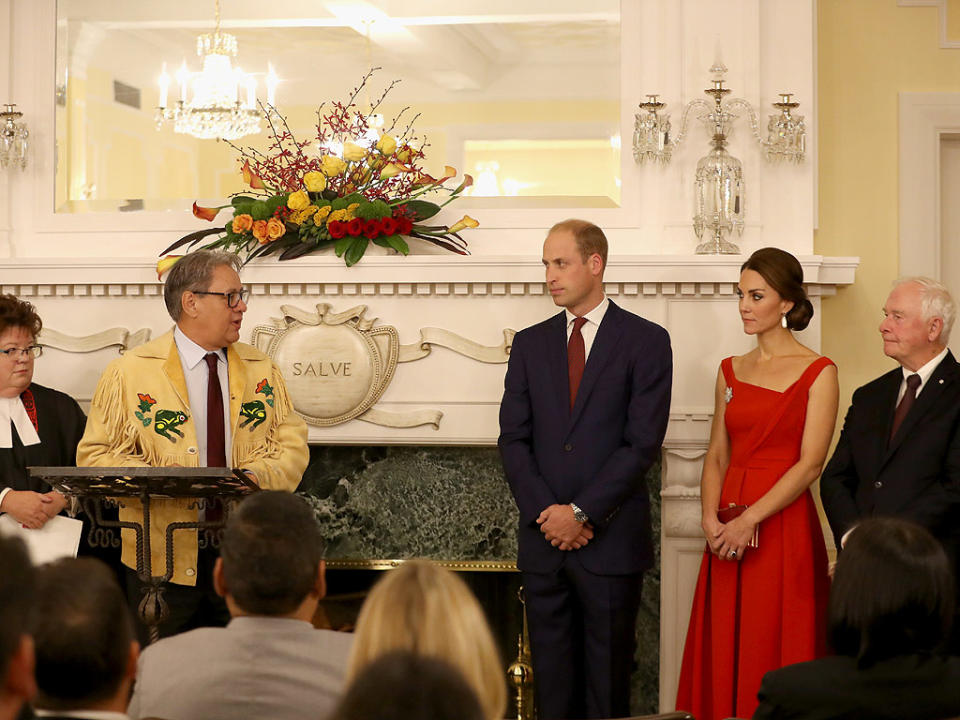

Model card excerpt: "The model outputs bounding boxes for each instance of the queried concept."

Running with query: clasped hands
[1,490,67,529]
[537,503,593,551]
[703,512,756,562]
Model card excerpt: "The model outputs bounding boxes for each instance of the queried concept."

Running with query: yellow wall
[817,0,960,414]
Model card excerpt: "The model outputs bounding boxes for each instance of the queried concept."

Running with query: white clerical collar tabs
[0,395,40,449]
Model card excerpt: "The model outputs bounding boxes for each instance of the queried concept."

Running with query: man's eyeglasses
[192,288,250,308]
[0,345,42,359]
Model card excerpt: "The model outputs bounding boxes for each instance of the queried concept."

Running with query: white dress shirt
[173,326,231,466]
[896,346,949,403]
[564,296,610,362]
[34,711,129,720]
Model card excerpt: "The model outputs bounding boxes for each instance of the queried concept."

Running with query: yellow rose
[266,217,286,240]
[448,214,480,234]
[342,142,366,163]
[347,203,360,214]
[376,134,397,155]
[303,171,327,193]
[380,163,404,180]
[287,190,310,211]
[313,206,332,226]
[252,220,269,244]
[320,155,347,177]
[327,209,348,224]
[231,213,253,234]
[301,205,318,220]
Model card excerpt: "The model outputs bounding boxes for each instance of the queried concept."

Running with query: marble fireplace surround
[2,253,857,711]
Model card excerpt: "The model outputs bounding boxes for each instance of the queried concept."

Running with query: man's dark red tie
[890,373,921,441]
[204,353,227,468]
[568,317,588,410]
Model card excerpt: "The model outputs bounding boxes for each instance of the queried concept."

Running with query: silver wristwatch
[570,503,589,524]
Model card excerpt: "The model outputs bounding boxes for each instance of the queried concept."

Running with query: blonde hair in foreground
[346,560,507,720]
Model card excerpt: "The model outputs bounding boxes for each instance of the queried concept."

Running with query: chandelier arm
[725,97,768,148]
[670,98,712,150]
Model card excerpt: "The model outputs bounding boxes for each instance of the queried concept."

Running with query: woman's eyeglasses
[0,345,42,359]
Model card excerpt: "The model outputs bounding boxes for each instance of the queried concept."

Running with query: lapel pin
[940,379,944,385]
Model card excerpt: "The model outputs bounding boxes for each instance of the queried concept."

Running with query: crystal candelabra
[633,62,805,254]
[155,0,274,141]
[0,104,28,171]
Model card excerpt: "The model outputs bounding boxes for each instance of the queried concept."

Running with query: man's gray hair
[896,276,957,344]
[163,250,242,322]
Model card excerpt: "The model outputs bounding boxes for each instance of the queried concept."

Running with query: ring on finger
[728,549,737,559]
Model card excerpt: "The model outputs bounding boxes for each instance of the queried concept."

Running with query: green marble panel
[298,445,661,714]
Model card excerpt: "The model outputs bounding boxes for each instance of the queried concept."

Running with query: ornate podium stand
[28,466,258,642]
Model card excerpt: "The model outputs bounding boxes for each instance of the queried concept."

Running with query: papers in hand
[0,514,83,565]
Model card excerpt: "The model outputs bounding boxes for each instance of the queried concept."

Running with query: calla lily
[380,163,405,180]
[448,215,479,234]
[454,174,474,194]
[241,160,266,189]
[192,202,222,222]
[156,255,183,280]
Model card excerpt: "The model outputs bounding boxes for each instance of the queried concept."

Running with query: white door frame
[899,92,960,279]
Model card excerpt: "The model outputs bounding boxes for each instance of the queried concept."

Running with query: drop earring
[781,313,788,329]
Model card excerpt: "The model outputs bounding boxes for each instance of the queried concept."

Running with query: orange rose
[232,213,253,233]
[252,220,269,244]
[266,217,285,240]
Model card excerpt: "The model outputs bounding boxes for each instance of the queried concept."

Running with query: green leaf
[278,242,318,261]
[158,227,225,256]
[250,200,271,221]
[334,235,353,257]
[403,200,442,221]
[344,237,369,266]
[385,234,410,255]
[231,196,256,207]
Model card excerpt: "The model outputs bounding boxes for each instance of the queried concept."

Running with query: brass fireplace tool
[506,586,535,720]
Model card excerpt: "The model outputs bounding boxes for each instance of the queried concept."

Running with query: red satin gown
[675,356,833,720]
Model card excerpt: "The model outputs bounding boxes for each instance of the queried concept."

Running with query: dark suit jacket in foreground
[820,352,960,559]
[753,653,960,720]
[499,300,672,575]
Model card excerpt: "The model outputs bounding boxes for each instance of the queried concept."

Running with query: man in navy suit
[499,219,672,720]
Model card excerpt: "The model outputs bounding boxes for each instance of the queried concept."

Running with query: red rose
[396,216,413,235]
[328,221,348,239]
[379,217,398,236]
[347,218,364,236]
[363,220,380,239]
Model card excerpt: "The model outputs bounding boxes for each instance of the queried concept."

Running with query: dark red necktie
[890,373,921,441]
[205,353,227,468]
[568,317,588,410]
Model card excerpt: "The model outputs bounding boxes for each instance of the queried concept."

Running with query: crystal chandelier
[155,0,275,141]
[634,62,805,254]
[0,104,28,171]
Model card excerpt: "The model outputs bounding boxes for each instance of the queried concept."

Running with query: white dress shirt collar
[902,346,949,395]
[564,296,610,330]
[174,325,224,369]
[34,711,129,720]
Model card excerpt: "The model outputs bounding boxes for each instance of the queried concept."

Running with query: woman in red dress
[675,248,839,720]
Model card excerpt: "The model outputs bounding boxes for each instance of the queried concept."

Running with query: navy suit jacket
[820,352,960,559]
[498,301,672,575]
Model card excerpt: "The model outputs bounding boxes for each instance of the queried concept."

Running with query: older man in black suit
[821,277,960,600]
[499,219,672,719]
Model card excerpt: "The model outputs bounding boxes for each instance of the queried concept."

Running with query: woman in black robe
[0,294,85,527]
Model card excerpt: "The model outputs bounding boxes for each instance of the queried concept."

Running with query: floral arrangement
[159,70,477,270]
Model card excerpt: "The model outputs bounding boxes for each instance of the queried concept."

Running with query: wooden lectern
[28,466,258,643]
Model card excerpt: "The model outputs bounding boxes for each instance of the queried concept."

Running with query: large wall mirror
[55,0,621,215]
